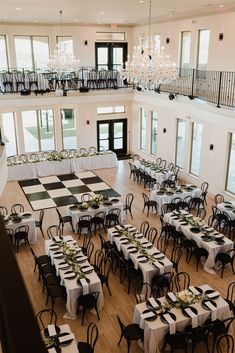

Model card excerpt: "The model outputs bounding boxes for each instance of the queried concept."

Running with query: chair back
[47,225,62,239]
[11,203,24,214]
[226,281,235,302]
[157,236,169,254]
[142,192,149,203]
[93,249,105,271]
[147,227,158,244]
[125,193,134,208]
[86,241,94,262]
[134,282,152,303]
[82,234,92,253]
[214,194,224,205]
[19,154,28,162]
[69,148,78,157]
[39,209,44,225]
[140,220,150,237]
[67,195,78,205]
[156,157,162,165]
[0,206,8,216]
[171,246,182,272]
[167,162,174,171]
[81,193,93,202]
[60,149,69,157]
[35,309,57,331]
[216,334,234,353]
[88,146,97,154]
[174,272,190,292]
[201,181,209,193]
[87,322,99,351]
[117,315,126,336]
[79,147,88,155]
[160,159,167,168]
[99,258,112,280]
[30,153,39,161]
[197,207,207,220]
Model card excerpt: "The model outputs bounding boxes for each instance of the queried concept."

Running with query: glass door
[97,119,127,155]
[95,43,127,71]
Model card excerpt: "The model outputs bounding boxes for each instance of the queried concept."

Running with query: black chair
[35,209,45,238]
[67,195,78,205]
[206,317,235,353]
[19,154,28,163]
[134,282,152,304]
[167,162,175,171]
[197,207,207,220]
[123,193,134,219]
[91,211,106,234]
[182,238,197,264]
[119,257,142,294]
[47,225,62,240]
[93,249,105,275]
[116,315,144,353]
[105,208,121,227]
[191,192,207,210]
[214,194,224,205]
[77,322,99,353]
[171,246,182,273]
[162,331,189,353]
[215,249,235,278]
[81,193,93,202]
[142,193,158,217]
[201,181,209,205]
[185,325,210,353]
[97,258,112,295]
[0,206,8,216]
[86,241,94,262]
[98,233,111,257]
[77,292,100,325]
[28,244,51,274]
[14,225,29,252]
[193,245,209,271]
[156,235,169,254]
[140,220,150,238]
[174,271,190,292]
[45,282,66,310]
[77,215,92,237]
[11,203,24,214]
[151,272,174,298]
[224,281,235,314]
[35,308,57,331]
[128,162,135,179]
[146,227,158,244]
[6,228,14,247]
[56,208,74,233]
[216,334,234,353]
[81,234,92,256]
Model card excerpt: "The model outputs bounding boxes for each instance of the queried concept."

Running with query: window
[96,32,125,41]
[197,29,210,71]
[0,35,9,70]
[14,36,49,70]
[190,122,203,176]
[140,108,147,151]
[22,110,55,152]
[60,109,76,149]
[150,111,158,155]
[95,43,127,71]
[97,106,125,114]
[1,112,17,156]
[175,119,186,168]
[226,133,235,194]
[57,36,73,55]
[180,31,191,69]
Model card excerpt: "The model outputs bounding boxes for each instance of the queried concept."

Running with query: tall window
[197,29,210,71]
[180,31,191,69]
[175,119,186,168]
[0,35,8,70]
[140,108,147,151]
[95,43,127,71]
[151,111,158,155]
[190,122,203,176]
[14,36,49,70]
[1,112,17,156]
[60,109,76,149]
[22,110,55,152]
[226,133,235,194]
[57,36,73,55]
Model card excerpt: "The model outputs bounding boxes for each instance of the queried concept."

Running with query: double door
[97,119,127,155]
[95,43,127,71]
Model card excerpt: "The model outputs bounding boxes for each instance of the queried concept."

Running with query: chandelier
[121,0,177,90]
[47,11,80,74]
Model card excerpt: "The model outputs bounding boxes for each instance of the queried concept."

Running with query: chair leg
[117,333,123,345]
[106,281,112,296]
[40,226,45,238]
[127,340,131,353]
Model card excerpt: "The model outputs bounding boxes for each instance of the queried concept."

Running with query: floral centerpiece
[175,290,198,309]
[47,151,63,161]
[60,242,78,264]
[189,216,204,228]
[91,194,103,205]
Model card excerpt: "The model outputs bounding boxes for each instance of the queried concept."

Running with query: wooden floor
[0,160,234,353]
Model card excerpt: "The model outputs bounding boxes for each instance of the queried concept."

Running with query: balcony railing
[1,67,235,108]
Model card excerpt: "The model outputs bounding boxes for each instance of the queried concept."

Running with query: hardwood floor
[0,160,234,353]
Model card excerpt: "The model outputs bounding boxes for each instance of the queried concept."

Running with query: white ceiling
[0,0,235,25]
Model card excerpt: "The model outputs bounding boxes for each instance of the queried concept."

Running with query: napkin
[153,253,164,260]
[189,286,200,296]
[81,266,93,273]
[204,301,217,321]
[148,297,159,308]
[76,256,87,262]
[163,314,176,334]
[114,225,123,230]
[139,312,155,329]
[48,348,57,353]
[207,291,219,299]
[167,292,177,302]
[153,260,164,275]
[138,256,148,262]
[80,278,89,295]
[47,324,57,336]
[184,308,198,328]
[58,333,75,343]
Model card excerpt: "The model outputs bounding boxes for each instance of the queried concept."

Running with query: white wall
[0,147,7,196]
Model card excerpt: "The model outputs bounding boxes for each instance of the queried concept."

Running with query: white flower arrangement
[175,290,197,308]
[91,194,103,205]
[47,151,63,161]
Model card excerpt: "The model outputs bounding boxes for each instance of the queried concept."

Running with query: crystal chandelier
[47,11,80,74]
[121,0,177,90]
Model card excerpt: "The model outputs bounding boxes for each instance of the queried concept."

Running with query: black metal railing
[1,67,235,108]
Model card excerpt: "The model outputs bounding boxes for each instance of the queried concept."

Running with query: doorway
[97,119,127,156]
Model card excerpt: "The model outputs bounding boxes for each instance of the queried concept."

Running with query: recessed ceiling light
[139,0,144,3]
[16,7,21,10]
[74,18,79,22]
[101,11,105,15]
[219,4,224,7]
[169,14,173,17]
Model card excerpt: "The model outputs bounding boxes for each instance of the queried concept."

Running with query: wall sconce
[219,33,224,41]
[86,120,90,125]
[209,144,214,150]
[84,40,88,46]
[168,93,175,100]
[166,38,170,44]
[163,128,166,133]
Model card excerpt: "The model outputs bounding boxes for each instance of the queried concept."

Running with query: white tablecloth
[133,161,173,185]
[69,201,124,232]
[43,324,78,353]
[151,187,202,215]
[217,201,235,220]
[7,152,118,181]
[45,235,104,319]
[108,225,173,284]
[5,213,37,244]
[133,284,231,353]
[164,211,234,273]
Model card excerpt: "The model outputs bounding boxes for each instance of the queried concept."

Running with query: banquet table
[108,225,173,284]
[164,210,234,273]
[7,152,118,181]
[217,201,235,220]
[69,200,124,232]
[133,284,231,353]
[43,324,78,353]
[45,235,104,319]
[4,212,37,244]
[133,161,173,186]
[151,185,202,215]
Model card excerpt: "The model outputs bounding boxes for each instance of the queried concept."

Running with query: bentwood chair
[77,292,100,325]
[224,282,235,314]
[134,282,152,304]
[11,203,24,214]
[174,271,190,292]
[56,208,74,233]
[116,315,144,353]
[216,334,234,353]
[0,206,8,216]
[35,209,45,238]
[77,323,99,353]
[47,225,62,240]
[35,309,57,331]
[123,193,134,219]
[14,225,29,252]
[142,193,158,217]
[140,220,150,238]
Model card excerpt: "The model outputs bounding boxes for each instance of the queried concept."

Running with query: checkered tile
[19,171,120,211]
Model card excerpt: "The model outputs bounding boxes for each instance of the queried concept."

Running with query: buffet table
[7,152,118,181]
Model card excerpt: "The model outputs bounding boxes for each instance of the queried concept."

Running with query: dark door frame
[97,118,127,155]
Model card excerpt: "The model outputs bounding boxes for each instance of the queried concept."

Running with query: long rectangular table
[7,152,118,181]
[164,210,234,273]
[133,161,173,186]
[133,284,231,353]
[5,212,37,244]
[45,235,104,319]
[108,225,173,284]
[217,201,235,220]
